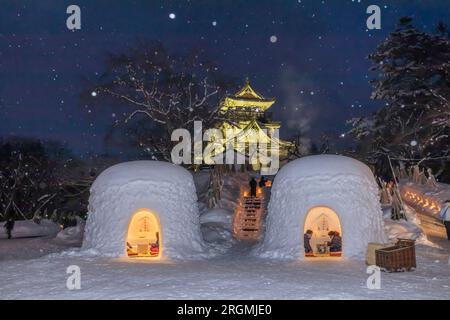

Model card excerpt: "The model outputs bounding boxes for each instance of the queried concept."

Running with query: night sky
[1,0,449,155]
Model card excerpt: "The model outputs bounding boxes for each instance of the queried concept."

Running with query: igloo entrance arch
[126,209,161,258]
[303,206,342,258]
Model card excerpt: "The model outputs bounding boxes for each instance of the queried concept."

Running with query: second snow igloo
[82,161,205,260]
[256,155,386,259]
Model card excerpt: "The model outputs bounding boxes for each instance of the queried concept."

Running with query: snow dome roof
[92,160,193,189]
[83,161,206,260]
[255,155,386,259]
[275,154,375,182]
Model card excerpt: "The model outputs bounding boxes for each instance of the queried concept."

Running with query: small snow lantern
[82,161,205,260]
[255,155,386,259]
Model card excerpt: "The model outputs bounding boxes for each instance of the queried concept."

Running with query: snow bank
[200,208,234,249]
[384,219,424,243]
[82,161,206,260]
[56,217,85,244]
[401,182,450,217]
[382,205,436,247]
[255,155,386,259]
[200,208,234,226]
[0,219,61,239]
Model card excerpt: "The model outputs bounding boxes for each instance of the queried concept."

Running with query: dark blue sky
[0,0,448,155]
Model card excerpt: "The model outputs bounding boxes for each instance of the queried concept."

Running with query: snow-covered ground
[0,219,61,240]
[0,238,449,299]
[1,171,449,300]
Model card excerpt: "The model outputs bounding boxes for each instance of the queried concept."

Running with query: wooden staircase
[233,193,265,242]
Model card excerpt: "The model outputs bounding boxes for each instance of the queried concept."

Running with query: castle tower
[206,80,292,173]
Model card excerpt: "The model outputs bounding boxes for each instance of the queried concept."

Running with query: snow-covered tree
[92,42,235,161]
[287,132,310,160]
[0,139,62,221]
[349,17,450,167]
[0,138,109,223]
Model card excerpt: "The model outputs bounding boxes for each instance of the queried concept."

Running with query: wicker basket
[375,239,416,272]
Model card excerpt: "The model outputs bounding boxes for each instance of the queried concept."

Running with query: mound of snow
[383,206,434,246]
[200,208,233,226]
[200,208,235,249]
[256,155,386,259]
[275,154,375,182]
[0,219,61,239]
[201,224,234,245]
[56,218,85,244]
[194,171,248,251]
[384,219,423,241]
[82,161,207,260]
[91,160,192,187]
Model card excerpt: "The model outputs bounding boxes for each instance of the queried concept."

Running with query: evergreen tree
[349,17,450,164]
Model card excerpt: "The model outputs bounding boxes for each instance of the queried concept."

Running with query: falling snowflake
[270,35,278,43]
[169,13,176,20]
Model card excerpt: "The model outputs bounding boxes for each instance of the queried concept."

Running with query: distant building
[206,80,292,172]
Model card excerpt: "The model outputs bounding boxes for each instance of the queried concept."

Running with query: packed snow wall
[82,161,206,259]
[255,155,386,259]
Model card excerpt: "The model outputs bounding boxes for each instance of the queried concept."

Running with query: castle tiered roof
[221,80,275,112]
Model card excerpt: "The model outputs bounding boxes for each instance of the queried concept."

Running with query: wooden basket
[375,239,416,272]
[396,239,416,248]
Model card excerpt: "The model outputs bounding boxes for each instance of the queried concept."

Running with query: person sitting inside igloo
[327,231,342,254]
[304,230,314,257]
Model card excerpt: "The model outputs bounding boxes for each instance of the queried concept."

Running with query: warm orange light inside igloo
[126,209,161,258]
[303,206,342,258]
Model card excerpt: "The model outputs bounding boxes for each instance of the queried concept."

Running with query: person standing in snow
[3,218,15,240]
[207,184,217,209]
[258,176,266,188]
[439,200,450,241]
[304,230,313,255]
[327,231,342,252]
[249,177,257,197]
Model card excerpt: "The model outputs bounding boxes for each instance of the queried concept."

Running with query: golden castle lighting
[206,80,292,171]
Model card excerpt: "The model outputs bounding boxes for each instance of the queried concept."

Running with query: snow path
[0,236,80,261]
[0,246,449,299]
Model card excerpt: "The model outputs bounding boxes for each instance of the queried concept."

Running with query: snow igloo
[256,155,386,259]
[82,161,205,260]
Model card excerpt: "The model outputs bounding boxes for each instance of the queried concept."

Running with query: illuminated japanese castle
[206,80,292,172]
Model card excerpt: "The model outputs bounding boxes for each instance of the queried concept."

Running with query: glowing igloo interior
[126,209,161,258]
[303,206,342,257]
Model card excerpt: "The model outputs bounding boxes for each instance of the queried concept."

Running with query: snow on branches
[92,43,233,160]
[349,17,450,162]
